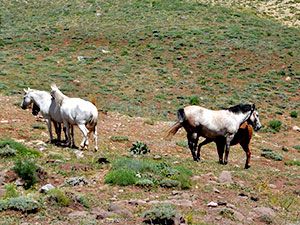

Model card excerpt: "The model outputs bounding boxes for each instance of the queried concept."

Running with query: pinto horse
[166,104,261,165]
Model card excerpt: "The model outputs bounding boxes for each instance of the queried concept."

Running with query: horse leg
[241,143,251,169]
[216,140,225,164]
[93,125,98,151]
[187,133,198,161]
[53,121,61,143]
[224,135,234,165]
[70,125,77,148]
[46,118,54,143]
[63,125,67,142]
[196,138,213,161]
[78,124,89,150]
[64,122,71,147]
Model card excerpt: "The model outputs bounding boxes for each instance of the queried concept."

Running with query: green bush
[142,204,177,225]
[47,188,71,207]
[293,145,300,151]
[0,197,40,213]
[0,139,40,157]
[290,111,298,118]
[268,120,282,132]
[135,179,154,188]
[130,141,150,155]
[159,179,180,188]
[105,169,137,186]
[110,136,129,142]
[261,149,283,161]
[13,159,38,189]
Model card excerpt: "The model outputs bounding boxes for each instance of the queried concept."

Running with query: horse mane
[50,84,68,106]
[226,104,252,114]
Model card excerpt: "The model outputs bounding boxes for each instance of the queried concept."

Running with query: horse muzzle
[254,125,262,131]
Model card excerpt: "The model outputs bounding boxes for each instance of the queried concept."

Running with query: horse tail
[165,108,186,140]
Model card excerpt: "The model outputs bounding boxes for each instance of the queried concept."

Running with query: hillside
[0,1,300,225]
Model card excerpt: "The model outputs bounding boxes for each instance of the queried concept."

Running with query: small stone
[285,76,291,81]
[292,126,300,132]
[207,201,218,207]
[218,171,233,184]
[39,184,55,193]
[282,146,289,152]
[153,155,162,160]
[213,187,220,193]
[250,196,259,202]
[268,184,277,189]
[217,201,227,206]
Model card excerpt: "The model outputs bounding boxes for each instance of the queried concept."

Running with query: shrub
[142,204,177,225]
[293,145,300,151]
[268,120,282,132]
[159,179,180,188]
[77,195,90,208]
[261,149,283,161]
[290,111,298,118]
[0,200,8,211]
[105,169,137,186]
[13,159,38,189]
[47,188,71,207]
[6,196,40,213]
[176,141,188,148]
[110,136,129,142]
[0,144,17,157]
[0,139,40,157]
[130,141,150,155]
[135,179,154,188]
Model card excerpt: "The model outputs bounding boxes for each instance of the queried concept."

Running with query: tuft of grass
[290,111,298,118]
[293,145,300,151]
[3,184,19,199]
[0,139,40,157]
[110,136,129,142]
[47,188,71,207]
[130,141,150,155]
[0,144,17,157]
[284,160,300,167]
[268,120,282,132]
[105,169,137,186]
[261,149,283,161]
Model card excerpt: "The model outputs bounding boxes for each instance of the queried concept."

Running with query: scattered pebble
[207,201,218,207]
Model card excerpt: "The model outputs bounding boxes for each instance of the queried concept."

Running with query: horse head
[21,88,33,109]
[247,109,262,131]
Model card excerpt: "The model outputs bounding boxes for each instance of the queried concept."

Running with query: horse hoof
[244,165,251,169]
[219,160,224,165]
[223,161,228,165]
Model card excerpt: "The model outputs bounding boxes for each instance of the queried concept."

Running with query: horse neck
[30,91,51,114]
[53,89,68,106]
[231,110,252,127]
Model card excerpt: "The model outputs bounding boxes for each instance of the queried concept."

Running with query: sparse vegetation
[47,188,71,207]
[0,197,40,213]
[290,111,298,118]
[268,120,282,132]
[261,149,283,161]
[142,204,177,225]
[0,139,40,157]
[130,141,150,155]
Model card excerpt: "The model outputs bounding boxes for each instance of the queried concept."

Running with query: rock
[39,184,55,193]
[213,187,220,193]
[282,146,289,152]
[285,76,291,81]
[250,196,259,202]
[268,184,277,189]
[128,199,147,206]
[153,155,162,160]
[65,177,88,186]
[253,207,276,223]
[292,126,300,132]
[15,178,25,186]
[97,157,110,164]
[217,201,227,206]
[74,150,84,159]
[218,171,233,184]
[108,202,133,218]
[207,201,218,207]
[91,207,116,220]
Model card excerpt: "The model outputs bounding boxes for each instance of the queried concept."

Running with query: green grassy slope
[1,0,299,119]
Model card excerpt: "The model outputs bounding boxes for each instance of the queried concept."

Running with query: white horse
[166,104,261,164]
[20,88,67,143]
[50,84,98,151]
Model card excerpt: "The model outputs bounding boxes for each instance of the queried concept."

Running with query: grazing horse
[166,104,261,165]
[50,84,98,151]
[20,88,66,143]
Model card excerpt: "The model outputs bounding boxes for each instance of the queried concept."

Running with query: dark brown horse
[214,122,253,169]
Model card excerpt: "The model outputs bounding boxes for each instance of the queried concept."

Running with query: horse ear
[50,83,57,90]
[252,104,256,110]
[23,88,29,93]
